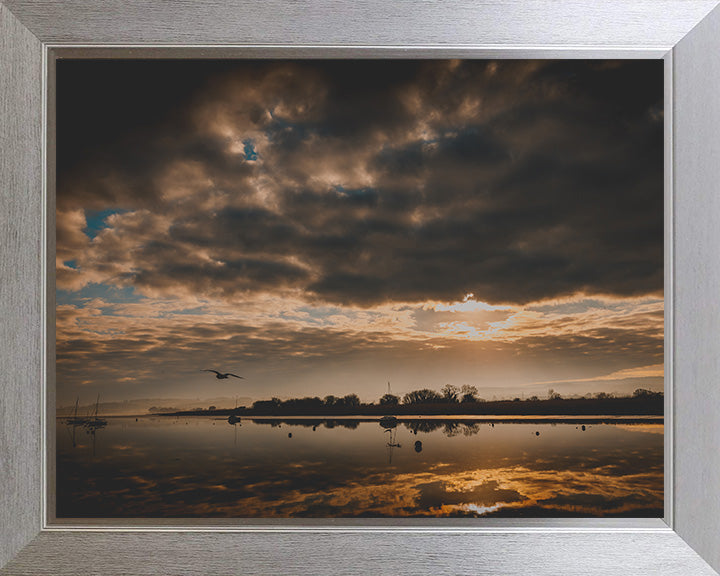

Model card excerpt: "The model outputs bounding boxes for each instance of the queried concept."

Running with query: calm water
[56,416,663,518]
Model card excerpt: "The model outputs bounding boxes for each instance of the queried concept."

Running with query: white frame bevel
[1,2,720,574]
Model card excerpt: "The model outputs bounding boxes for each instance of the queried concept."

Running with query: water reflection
[56,416,663,518]
[63,414,107,456]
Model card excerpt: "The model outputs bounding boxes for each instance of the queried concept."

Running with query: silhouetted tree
[441,384,460,403]
[460,385,478,403]
[340,393,360,408]
[633,388,661,398]
[379,393,400,405]
[403,388,442,404]
[252,397,281,413]
[324,395,338,407]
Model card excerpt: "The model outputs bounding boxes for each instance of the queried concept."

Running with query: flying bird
[202,370,245,380]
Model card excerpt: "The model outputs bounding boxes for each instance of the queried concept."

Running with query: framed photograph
[2,1,720,575]
[53,57,667,522]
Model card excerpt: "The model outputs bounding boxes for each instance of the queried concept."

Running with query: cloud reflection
[56,418,662,518]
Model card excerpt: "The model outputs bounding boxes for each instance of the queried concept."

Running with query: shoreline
[57,414,664,424]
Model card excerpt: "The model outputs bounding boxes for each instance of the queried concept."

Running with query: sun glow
[431,293,512,313]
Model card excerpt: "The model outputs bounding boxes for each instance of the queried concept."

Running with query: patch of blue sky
[242,139,258,161]
[84,208,130,240]
[63,260,78,269]
[57,283,144,308]
[526,298,649,314]
[158,306,208,318]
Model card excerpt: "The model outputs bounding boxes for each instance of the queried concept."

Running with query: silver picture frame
[2,1,720,574]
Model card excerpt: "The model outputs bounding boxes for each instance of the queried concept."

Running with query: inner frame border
[43,44,674,531]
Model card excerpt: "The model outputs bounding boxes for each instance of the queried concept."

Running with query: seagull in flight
[202,370,245,380]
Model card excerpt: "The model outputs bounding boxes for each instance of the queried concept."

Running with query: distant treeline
[162,386,663,417]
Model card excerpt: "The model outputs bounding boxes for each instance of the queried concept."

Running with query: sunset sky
[56,60,664,409]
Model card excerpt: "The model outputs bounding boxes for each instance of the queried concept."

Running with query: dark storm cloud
[57,60,663,306]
